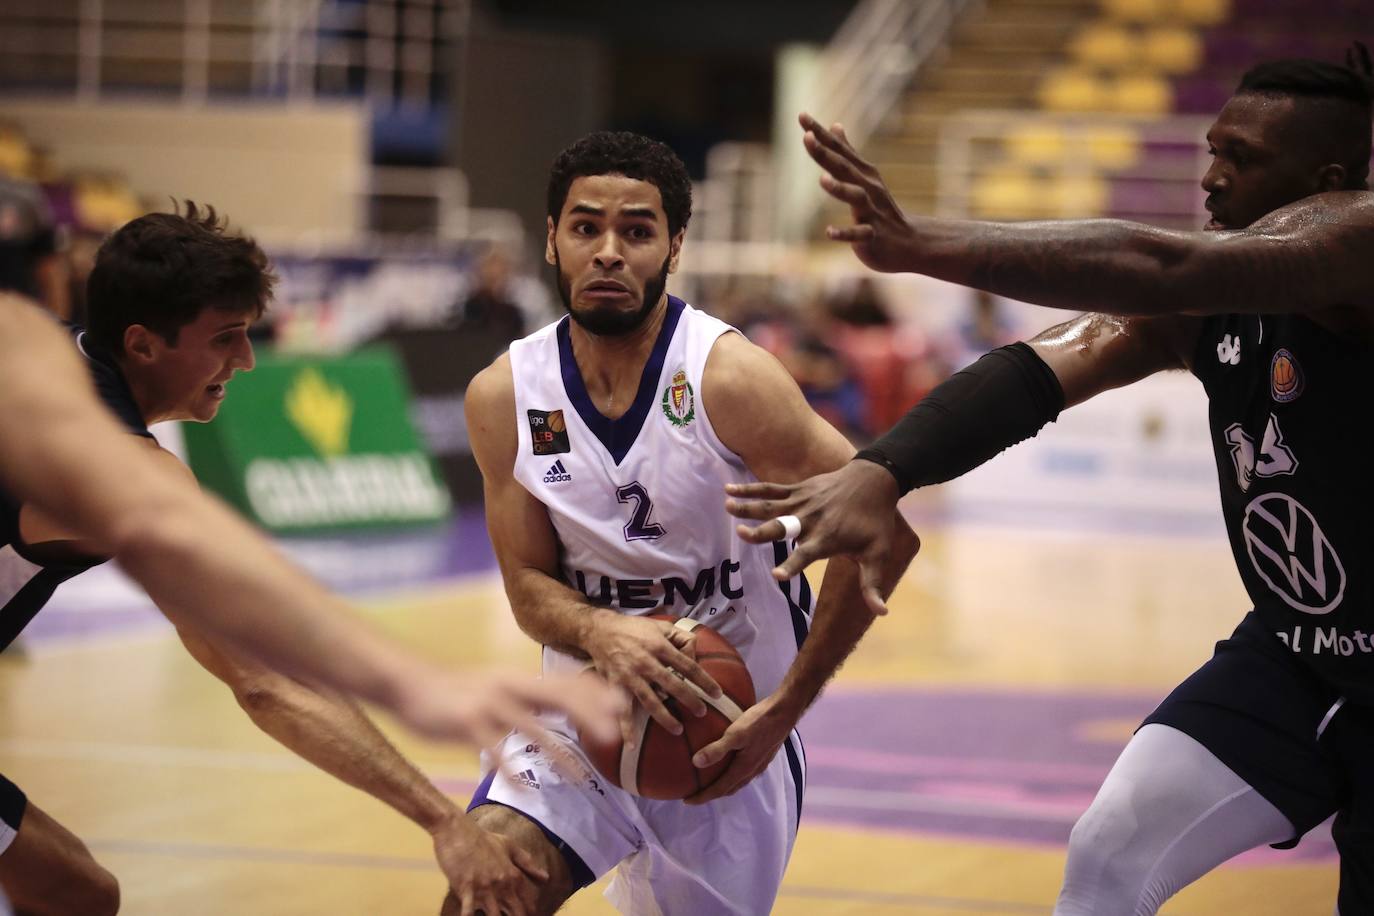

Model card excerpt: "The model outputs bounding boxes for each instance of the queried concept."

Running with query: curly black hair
[546,131,692,236]
[86,201,275,354]
[1234,42,1374,188]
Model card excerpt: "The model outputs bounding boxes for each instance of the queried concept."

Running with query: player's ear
[1315,162,1347,193]
[545,216,558,267]
[123,324,156,363]
[667,230,685,274]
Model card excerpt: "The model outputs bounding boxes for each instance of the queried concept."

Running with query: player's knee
[25,859,120,916]
[1060,799,1156,916]
[469,804,576,915]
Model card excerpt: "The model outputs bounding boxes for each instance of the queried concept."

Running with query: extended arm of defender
[0,294,621,747]
[465,356,720,743]
[726,312,1193,584]
[802,113,1374,317]
[688,333,919,803]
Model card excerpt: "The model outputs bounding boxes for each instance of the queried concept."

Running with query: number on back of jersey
[1225,413,1298,493]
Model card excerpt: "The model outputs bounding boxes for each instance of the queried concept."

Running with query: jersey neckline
[556,295,685,465]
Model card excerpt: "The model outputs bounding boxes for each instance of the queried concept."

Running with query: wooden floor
[0,519,1338,914]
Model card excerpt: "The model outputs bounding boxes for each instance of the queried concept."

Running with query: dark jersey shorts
[1144,611,1374,913]
[0,772,27,854]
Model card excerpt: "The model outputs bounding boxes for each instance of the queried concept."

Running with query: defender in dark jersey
[725,50,1374,915]
[0,208,606,916]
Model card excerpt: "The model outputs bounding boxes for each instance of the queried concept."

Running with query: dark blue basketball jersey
[0,327,154,650]
[1192,312,1374,703]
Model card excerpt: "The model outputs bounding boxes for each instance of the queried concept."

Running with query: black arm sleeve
[853,342,1065,495]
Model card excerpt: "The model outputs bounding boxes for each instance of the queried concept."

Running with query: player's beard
[554,249,670,337]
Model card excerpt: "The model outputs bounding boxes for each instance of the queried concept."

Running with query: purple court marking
[799,686,1337,863]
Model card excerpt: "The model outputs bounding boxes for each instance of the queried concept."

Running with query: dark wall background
[451,1,857,243]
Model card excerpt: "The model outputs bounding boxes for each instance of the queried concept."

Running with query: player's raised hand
[726,459,904,615]
[434,813,545,916]
[685,693,794,805]
[394,666,625,750]
[799,112,919,274]
[583,612,723,747]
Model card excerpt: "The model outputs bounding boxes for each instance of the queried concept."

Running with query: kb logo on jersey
[1242,492,1346,615]
[528,409,571,455]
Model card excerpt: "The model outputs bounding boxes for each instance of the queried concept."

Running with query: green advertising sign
[184,348,451,533]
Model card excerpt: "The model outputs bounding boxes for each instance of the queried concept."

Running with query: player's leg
[1329,703,1374,916]
[1055,723,1294,916]
[0,779,119,916]
[456,733,640,915]
[452,804,582,915]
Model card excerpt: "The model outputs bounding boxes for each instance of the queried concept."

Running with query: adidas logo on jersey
[512,769,541,789]
[543,460,572,484]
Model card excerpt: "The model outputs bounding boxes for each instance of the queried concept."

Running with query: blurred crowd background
[0,0,1363,525]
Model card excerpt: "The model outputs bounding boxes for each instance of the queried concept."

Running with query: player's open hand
[434,812,545,916]
[799,112,918,273]
[583,612,723,747]
[685,693,795,805]
[726,459,904,615]
[395,666,625,751]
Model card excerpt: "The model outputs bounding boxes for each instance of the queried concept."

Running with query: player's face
[546,174,683,337]
[136,307,257,423]
[1201,94,1328,231]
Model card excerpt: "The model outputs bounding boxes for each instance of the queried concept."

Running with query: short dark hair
[1236,45,1374,188]
[547,131,693,236]
[86,201,275,354]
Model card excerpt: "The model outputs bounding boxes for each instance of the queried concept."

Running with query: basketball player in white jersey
[460,132,919,916]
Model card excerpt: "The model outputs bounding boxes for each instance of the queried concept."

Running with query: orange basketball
[547,410,566,433]
[580,615,755,800]
[1273,357,1296,392]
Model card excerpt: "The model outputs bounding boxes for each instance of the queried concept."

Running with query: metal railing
[774,0,981,239]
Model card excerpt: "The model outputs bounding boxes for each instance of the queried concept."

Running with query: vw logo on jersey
[1242,492,1345,615]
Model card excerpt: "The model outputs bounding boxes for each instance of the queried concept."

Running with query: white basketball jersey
[508,296,813,699]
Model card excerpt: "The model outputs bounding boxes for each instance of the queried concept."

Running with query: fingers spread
[724,481,792,500]
[770,541,815,580]
[736,521,785,544]
[662,648,722,700]
[723,496,790,522]
[826,225,877,243]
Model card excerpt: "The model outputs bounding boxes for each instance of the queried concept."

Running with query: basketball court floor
[0,502,1337,914]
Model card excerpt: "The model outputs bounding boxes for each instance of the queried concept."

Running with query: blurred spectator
[458,244,526,341]
[0,175,69,319]
[947,288,1019,370]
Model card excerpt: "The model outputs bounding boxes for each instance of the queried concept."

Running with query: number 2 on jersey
[616,482,666,541]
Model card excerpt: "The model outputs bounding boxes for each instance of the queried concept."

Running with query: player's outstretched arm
[727,313,1195,584]
[0,294,622,748]
[177,630,549,916]
[465,356,719,749]
[801,112,1374,317]
[688,333,920,804]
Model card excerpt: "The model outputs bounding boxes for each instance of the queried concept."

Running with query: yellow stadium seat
[1071,24,1139,70]
[1142,27,1201,73]
[1048,175,1109,217]
[1113,74,1172,114]
[972,168,1046,220]
[1084,127,1142,170]
[1006,125,1068,166]
[1102,0,1166,22]
[1171,0,1229,25]
[1040,69,1109,112]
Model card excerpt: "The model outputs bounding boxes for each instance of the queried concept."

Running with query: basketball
[548,410,566,433]
[581,615,755,800]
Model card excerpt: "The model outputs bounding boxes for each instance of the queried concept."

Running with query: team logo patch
[528,409,570,455]
[543,459,572,484]
[661,369,695,428]
[1270,348,1304,403]
[1242,492,1345,615]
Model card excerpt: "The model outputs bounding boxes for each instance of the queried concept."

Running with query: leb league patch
[528,409,571,455]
